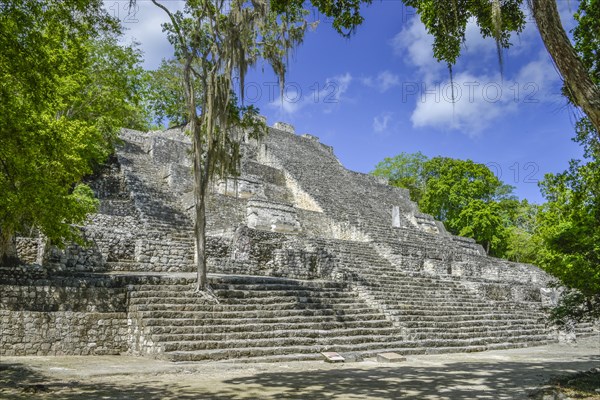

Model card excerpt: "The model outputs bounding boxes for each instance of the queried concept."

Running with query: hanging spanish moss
[491,0,504,77]
[151,0,308,291]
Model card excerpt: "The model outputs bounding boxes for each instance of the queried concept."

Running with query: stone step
[134,307,380,320]
[160,331,553,354]
[387,308,542,317]
[130,301,373,313]
[355,277,468,288]
[129,289,358,300]
[369,299,495,308]
[354,277,470,287]
[362,288,479,298]
[208,281,348,290]
[140,313,390,327]
[151,326,404,343]
[161,333,413,352]
[410,328,550,340]
[404,318,543,329]
[369,294,481,302]
[408,321,545,333]
[397,313,544,323]
[146,319,395,335]
[129,282,347,293]
[160,335,554,362]
[128,295,362,306]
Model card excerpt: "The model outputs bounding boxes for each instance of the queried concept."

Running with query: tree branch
[531,0,600,137]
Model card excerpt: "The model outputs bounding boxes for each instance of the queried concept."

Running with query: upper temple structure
[0,120,594,361]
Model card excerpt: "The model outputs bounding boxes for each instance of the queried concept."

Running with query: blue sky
[106,0,586,204]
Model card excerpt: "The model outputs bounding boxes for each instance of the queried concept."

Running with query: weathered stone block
[274,122,295,134]
[246,199,301,234]
[377,353,406,363]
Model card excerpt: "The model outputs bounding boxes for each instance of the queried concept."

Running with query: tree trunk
[182,55,209,291]
[193,140,209,291]
[150,0,210,291]
[531,0,600,136]
[0,227,18,267]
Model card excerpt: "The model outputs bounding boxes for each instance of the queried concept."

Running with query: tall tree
[419,157,506,228]
[536,156,599,323]
[148,0,308,291]
[372,153,516,256]
[0,0,148,265]
[530,0,600,136]
[532,0,599,323]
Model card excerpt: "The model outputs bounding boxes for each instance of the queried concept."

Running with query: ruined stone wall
[0,311,127,356]
[208,226,336,279]
[15,237,39,264]
[0,271,128,356]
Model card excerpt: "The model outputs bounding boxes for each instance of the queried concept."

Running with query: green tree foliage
[419,157,504,223]
[372,153,518,257]
[501,199,540,263]
[456,199,508,255]
[536,150,600,323]
[144,58,204,128]
[403,0,525,72]
[0,0,148,265]
[419,157,513,256]
[371,152,428,203]
[72,36,150,136]
[572,0,599,87]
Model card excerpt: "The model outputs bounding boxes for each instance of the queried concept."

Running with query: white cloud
[269,73,353,116]
[390,13,564,137]
[362,70,400,93]
[463,18,496,55]
[105,1,185,69]
[409,52,562,136]
[373,112,393,133]
[390,17,444,82]
[410,72,511,136]
[515,51,562,102]
[557,1,579,32]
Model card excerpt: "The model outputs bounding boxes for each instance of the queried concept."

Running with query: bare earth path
[1,336,599,399]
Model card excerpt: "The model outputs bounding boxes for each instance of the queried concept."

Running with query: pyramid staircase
[74,128,594,362]
[326,239,555,350]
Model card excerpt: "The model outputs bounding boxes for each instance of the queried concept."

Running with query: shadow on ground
[1,357,599,399]
[220,357,600,399]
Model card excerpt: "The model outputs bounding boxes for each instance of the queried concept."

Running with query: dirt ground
[1,336,599,399]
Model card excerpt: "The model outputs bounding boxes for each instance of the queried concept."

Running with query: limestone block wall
[134,238,194,271]
[0,311,127,356]
[165,162,193,194]
[149,134,191,166]
[15,237,39,264]
[297,209,369,241]
[449,258,551,285]
[246,199,301,233]
[209,226,336,279]
[0,272,129,356]
[205,194,247,234]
